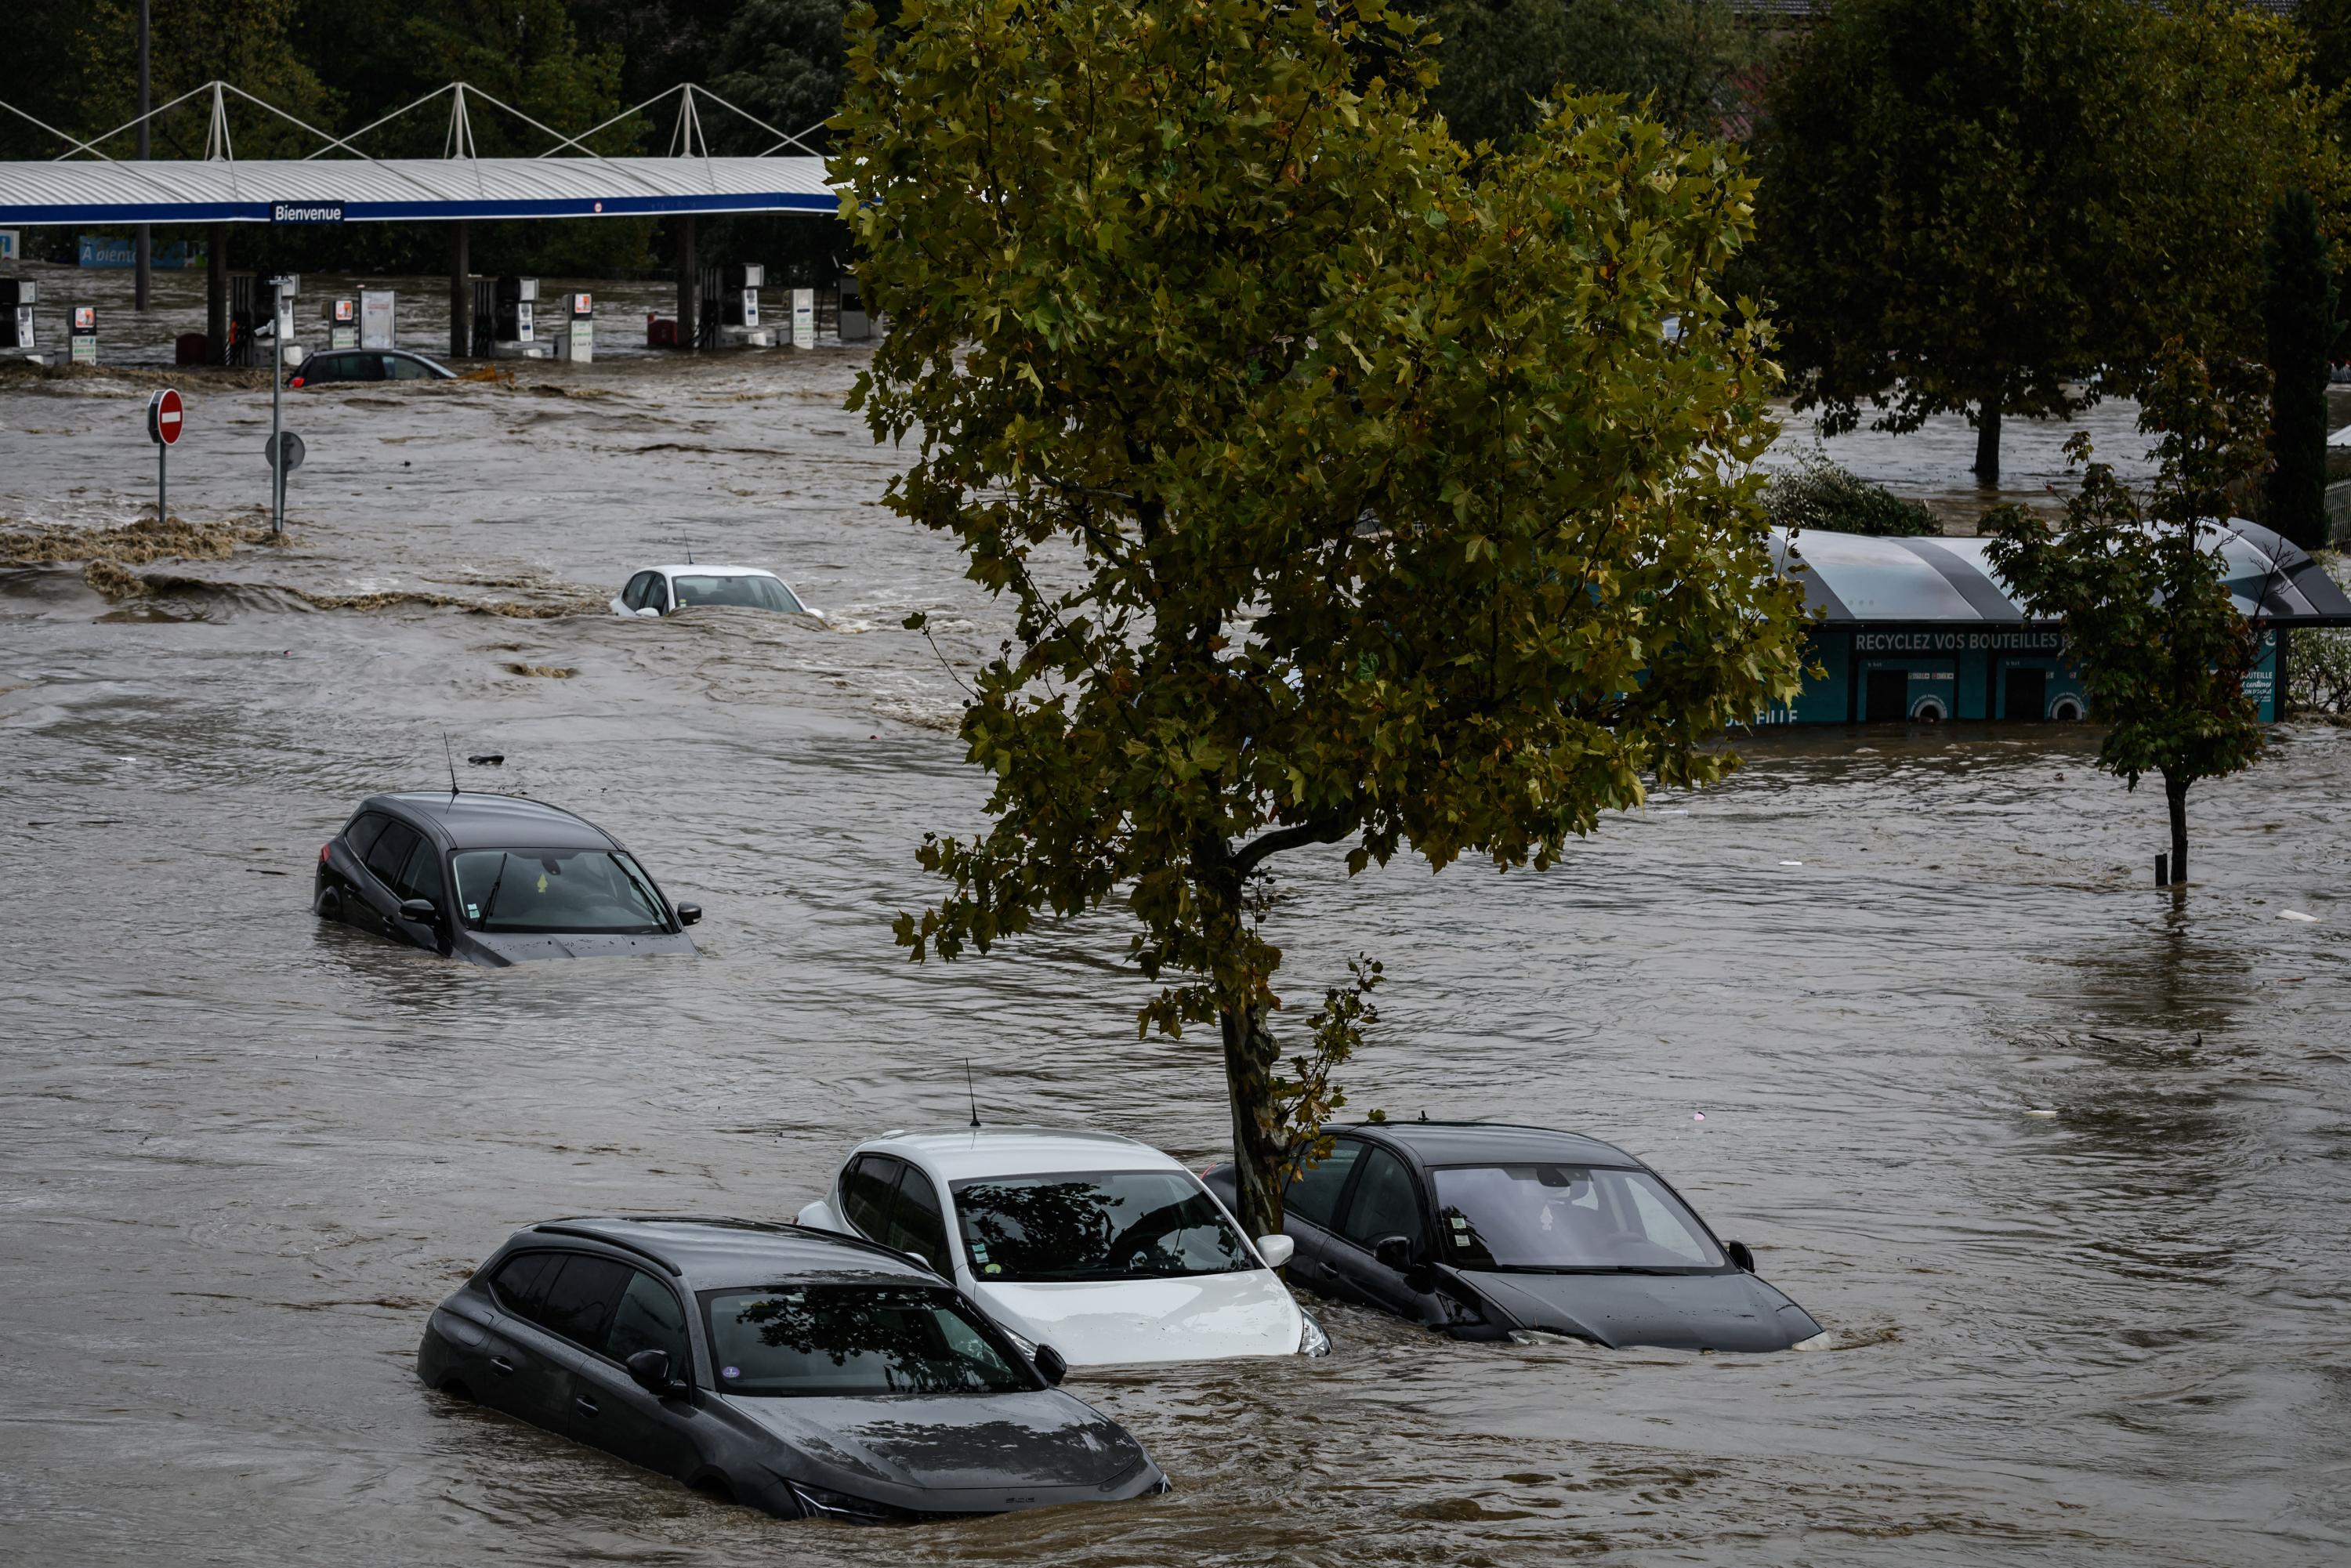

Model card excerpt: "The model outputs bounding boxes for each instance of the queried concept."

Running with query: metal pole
[135,0,150,313]
[272,304,284,535]
[676,215,697,350]
[449,221,469,361]
[158,441,166,524]
[206,226,226,362]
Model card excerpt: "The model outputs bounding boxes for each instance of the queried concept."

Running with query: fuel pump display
[328,298,357,351]
[494,277,537,347]
[70,304,96,364]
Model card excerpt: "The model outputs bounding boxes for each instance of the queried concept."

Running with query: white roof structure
[0,155,833,225]
[870,1128,1180,1183]
[0,79,836,226]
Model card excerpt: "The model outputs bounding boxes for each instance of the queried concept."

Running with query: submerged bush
[2286,552,2351,719]
[1765,452,1940,536]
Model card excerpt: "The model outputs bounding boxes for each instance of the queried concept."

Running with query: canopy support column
[205,224,226,363]
[449,220,470,361]
[676,215,697,352]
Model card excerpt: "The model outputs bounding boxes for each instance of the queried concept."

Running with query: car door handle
[574,1395,599,1416]
[489,1356,515,1375]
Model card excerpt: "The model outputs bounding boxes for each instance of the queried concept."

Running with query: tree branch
[1231,813,1353,874]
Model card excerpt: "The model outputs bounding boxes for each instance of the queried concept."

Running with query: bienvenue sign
[1850,629,2063,654]
[271,202,346,225]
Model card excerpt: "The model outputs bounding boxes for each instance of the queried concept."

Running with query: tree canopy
[1752,0,2342,485]
[1424,0,1759,149]
[836,0,1808,1232]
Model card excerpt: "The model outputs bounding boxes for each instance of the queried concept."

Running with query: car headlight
[1791,1331,1835,1353]
[784,1479,908,1525]
[1297,1311,1331,1358]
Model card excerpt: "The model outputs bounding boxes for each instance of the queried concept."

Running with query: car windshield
[668,574,804,613]
[449,846,669,933]
[701,1284,1031,1397]
[951,1170,1254,1282]
[1430,1164,1727,1272]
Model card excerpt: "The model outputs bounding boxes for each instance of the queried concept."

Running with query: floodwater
[2,346,2346,1567]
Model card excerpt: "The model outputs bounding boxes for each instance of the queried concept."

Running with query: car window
[1286,1139,1364,1230]
[603,1268,691,1371]
[332,353,384,382]
[1430,1164,1726,1270]
[1341,1146,1425,1251]
[842,1155,900,1239]
[342,810,391,860]
[386,354,434,381]
[535,1254,633,1348]
[490,1251,559,1318]
[450,847,668,933]
[952,1170,1251,1281]
[885,1164,953,1276]
[703,1284,1029,1397]
[668,574,804,614]
[363,819,421,889]
[395,838,445,907]
[300,353,342,383]
[621,571,657,610]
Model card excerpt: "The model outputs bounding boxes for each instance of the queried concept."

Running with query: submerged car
[287,348,456,386]
[313,791,700,964]
[611,563,823,620]
[418,1216,1166,1521]
[1205,1121,1824,1353]
[796,1128,1328,1367]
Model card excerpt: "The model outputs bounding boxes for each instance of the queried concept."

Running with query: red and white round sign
[147,388,184,447]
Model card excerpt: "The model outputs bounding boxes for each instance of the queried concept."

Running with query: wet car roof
[653,563,778,578]
[525,1216,937,1290]
[371,791,617,851]
[1352,1121,1640,1168]
[873,1127,1180,1182]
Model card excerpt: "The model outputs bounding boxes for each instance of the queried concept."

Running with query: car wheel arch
[686,1468,738,1505]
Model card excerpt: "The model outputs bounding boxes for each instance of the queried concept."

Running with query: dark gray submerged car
[418,1217,1168,1523]
[1208,1122,1824,1353]
[313,791,700,965]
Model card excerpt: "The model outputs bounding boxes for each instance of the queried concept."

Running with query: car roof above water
[366,791,617,851]
[517,1216,939,1291]
[1352,1121,1642,1170]
[650,563,779,578]
[871,1127,1186,1183]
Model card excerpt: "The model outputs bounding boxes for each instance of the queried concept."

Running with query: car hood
[1467,1267,1820,1352]
[719,1389,1152,1507]
[969,1272,1299,1366]
[456,929,697,965]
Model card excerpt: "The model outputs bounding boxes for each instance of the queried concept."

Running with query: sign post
[146,387,183,522]
[268,276,297,534]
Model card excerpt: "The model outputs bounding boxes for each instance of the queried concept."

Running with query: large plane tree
[835,0,1809,1233]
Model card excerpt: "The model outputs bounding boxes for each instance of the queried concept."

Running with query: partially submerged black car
[418,1216,1168,1522]
[313,792,700,964]
[1208,1121,1824,1352]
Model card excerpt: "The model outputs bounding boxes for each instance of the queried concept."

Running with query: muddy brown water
[2,347,2346,1566]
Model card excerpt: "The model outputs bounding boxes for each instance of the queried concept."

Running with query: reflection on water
[2,357,2347,1565]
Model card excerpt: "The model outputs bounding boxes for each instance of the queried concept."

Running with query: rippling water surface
[2,347,2346,1566]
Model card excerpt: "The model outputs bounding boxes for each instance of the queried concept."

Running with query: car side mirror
[1032,1344,1067,1387]
[397,897,437,923]
[637,606,661,618]
[1726,1240,1755,1273]
[675,902,702,927]
[1372,1233,1414,1270]
[625,1348,688,1396]
[1256,1233,1295,1269]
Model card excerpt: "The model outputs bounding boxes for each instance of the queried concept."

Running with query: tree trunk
[1219,998,1284,1240]
[2164,771,2190,886]
[1972,396,2003,486]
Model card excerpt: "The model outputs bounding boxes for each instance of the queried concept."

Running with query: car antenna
[443,731,459,798]
[965,1058,980,1128]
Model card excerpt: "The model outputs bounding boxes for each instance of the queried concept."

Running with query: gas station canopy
[0,155,835,226]
[1774,520,2351,628]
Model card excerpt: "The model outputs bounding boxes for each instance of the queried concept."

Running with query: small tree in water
[1983,347,2272,886]
[835,0,1809,1233]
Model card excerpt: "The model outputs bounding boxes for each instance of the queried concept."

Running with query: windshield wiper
[476,852,510,929]
[610,854,670,926]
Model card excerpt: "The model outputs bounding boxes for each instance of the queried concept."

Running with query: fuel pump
[721,263,763,328]
[2,277,37,350]
[69,304,96,364]
[562,291,594,362]
[327,298,357,350]
[229,273,258,366]
[494,276,537,349]
[837,277,869,342]
[358,288,396,350]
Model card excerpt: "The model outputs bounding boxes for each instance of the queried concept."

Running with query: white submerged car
[610,563,823,620]
[795,1128,1329,1367]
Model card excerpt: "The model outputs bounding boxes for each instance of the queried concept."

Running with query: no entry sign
[147,388,183,446]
